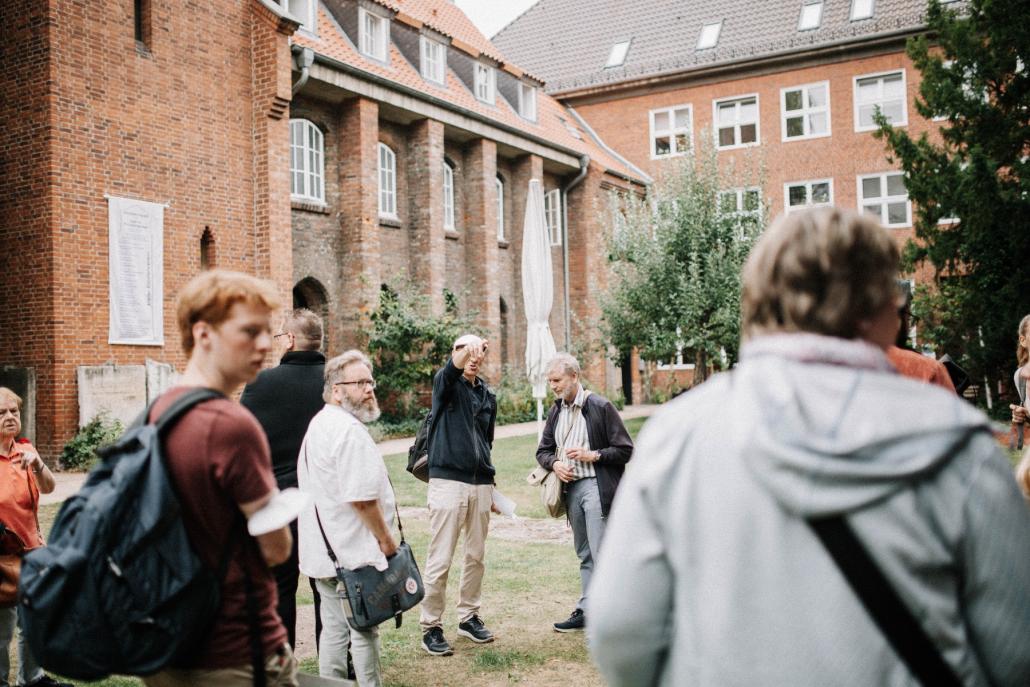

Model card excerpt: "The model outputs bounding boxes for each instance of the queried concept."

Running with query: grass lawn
[30,417,649,687]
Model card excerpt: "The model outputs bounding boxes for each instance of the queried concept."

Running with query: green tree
[874,0,1030,403]
[600,147,766,384]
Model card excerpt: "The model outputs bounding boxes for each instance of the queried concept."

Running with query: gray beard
[340,396,381,424]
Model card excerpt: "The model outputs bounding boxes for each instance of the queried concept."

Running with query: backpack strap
[807,515,963,687]
[151,387,226,434]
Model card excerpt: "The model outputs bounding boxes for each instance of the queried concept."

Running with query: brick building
[0,0,646,461]
[496,0,949,396]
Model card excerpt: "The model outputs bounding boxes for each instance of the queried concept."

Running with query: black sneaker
[422,627,454,656]
[457,614,495,643]
[24,676,74,687]
[553,608,585,633]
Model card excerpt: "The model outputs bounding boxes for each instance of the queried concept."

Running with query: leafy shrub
[493,366,538,425]
[367,417,424,443]
[60,412,123,471]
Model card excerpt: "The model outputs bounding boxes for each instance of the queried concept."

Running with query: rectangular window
[858,172,910,227]
[798,1,823,30]
[286,0,316,33]
[496,178,505,241]
[420,35,446,84]
[474,63,496,104]
[378,143,397,218]
[518,83,537,121]
[714,95,759,149]
[781,82,830,140]
[854,70,906,131]
[290,119,324,203]
[359,8,388,62]
[697,21,722,50]
[784,179,833,211]
[850,0,874,20]
[544,189,562,245]
[718,188,762,217]
[443,163,455,230]
[650,105,692,158]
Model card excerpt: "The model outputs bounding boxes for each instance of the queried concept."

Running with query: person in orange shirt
[0,387,67,687]
[886,289,956,392]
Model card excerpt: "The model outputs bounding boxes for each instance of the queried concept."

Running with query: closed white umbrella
[521,179,558,439]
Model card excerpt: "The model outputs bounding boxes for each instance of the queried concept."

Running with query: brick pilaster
[406,118,445,312]
[566,164,608,386]
[463,138,500,379]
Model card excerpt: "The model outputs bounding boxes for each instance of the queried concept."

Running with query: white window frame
[442,161,455,230]
[544,189,562,246]
[474,63,496,104]
[798,1,823,31]
[495,177,505,241]
[718,187,762,218]
[419,35,446,85]
[857,171,911,228]
[656,327,696,371]
[649,104,693,159]
[517,82,537,121]
[358,7,389,62]
[378,143,397,219]
[697,21,722,50]
[289,119,324,203]
[853,70,907,132]
[780,81,831,141]
[850,0,875,20]
[713,94,760,150]
[784,178,834,212]
[285,0,317,34]
[605,40,631,68]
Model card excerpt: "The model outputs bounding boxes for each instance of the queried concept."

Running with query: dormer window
[517,82,537,121]
[850,0,874,20]
[359,7,389,62]
[420,35,446,84]
[799,1,822,30]
[605,40,631,68]
[474,63,496,104]
[697,21,722,50]
[284,0,316,33]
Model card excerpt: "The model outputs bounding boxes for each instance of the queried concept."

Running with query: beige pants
[419,478,492,632]
[142,644,299,687]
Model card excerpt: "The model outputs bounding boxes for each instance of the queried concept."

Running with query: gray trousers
[566,477,606,611]
[314,578,382,687]
[0,606,42,687]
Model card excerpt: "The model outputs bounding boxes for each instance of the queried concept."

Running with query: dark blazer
[535,391,634,517]
[240,350,326,489]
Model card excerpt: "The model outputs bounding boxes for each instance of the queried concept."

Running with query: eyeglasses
[334,379,376,389]
[273,332,291,339]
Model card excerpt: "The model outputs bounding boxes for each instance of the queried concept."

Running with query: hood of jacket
[737,334,990,518]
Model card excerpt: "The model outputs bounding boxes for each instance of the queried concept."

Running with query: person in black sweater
[241,308,326,651]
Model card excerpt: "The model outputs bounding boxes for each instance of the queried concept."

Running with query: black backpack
[17,388,244,680]
[406,411,434,482]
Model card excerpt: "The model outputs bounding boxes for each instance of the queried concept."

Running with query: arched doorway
[292,277,330,350]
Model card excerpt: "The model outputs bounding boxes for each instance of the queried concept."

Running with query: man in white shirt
[297,350,397,687]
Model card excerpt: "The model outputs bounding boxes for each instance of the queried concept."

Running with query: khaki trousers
[419,478,492,632]
[142,644,298,687]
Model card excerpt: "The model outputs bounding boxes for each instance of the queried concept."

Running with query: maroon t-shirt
[151,386,287,669]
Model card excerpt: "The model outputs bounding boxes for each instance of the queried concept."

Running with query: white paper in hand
[491,488,518,520]
[247,487,311,536]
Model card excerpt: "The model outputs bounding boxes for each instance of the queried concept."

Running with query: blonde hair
[1017,314,1030,368]
[742,207,899,341]
[176,270,282,355]
[284,308,323,351]
[323,350,373,403]
[0,387,22,410]
[1016,448,1030,502]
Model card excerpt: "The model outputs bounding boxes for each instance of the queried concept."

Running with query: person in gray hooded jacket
[588,207,1030,687]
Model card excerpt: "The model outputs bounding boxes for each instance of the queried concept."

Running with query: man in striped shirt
[535,353,634,633]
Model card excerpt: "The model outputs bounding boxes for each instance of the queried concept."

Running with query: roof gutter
[560,154,590,350]
[306,51,647,183]
[551,26,924,101]
[291,45,315,96]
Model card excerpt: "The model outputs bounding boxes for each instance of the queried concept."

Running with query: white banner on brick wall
[108,195,164,346]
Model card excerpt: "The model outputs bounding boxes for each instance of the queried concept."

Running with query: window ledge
[497,239,510,249]
[379,215,402,228]
[292,199,330,214]
[445,229,460,241]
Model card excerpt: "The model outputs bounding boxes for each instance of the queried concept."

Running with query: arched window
[293,277,330,349]
[495,176,505,241]
[289,119,324,203]
[378,143,397,218]
[443,161,455,230]
[200,227,215,270]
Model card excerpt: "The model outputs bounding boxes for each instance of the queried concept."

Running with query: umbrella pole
[536,398,543,441]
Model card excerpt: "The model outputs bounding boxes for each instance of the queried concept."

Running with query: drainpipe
[292,46,315,96]
[560,155,590,351]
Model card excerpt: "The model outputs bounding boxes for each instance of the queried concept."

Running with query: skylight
[697,22,722,50]
[605,40,631,68]
[799,2,823,30]
[850,0,874,20]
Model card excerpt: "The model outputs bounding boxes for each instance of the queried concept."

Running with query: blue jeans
[0,606,43,687]
[566,477,606,611]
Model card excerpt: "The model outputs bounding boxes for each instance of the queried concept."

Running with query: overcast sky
[454,0,539,38]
